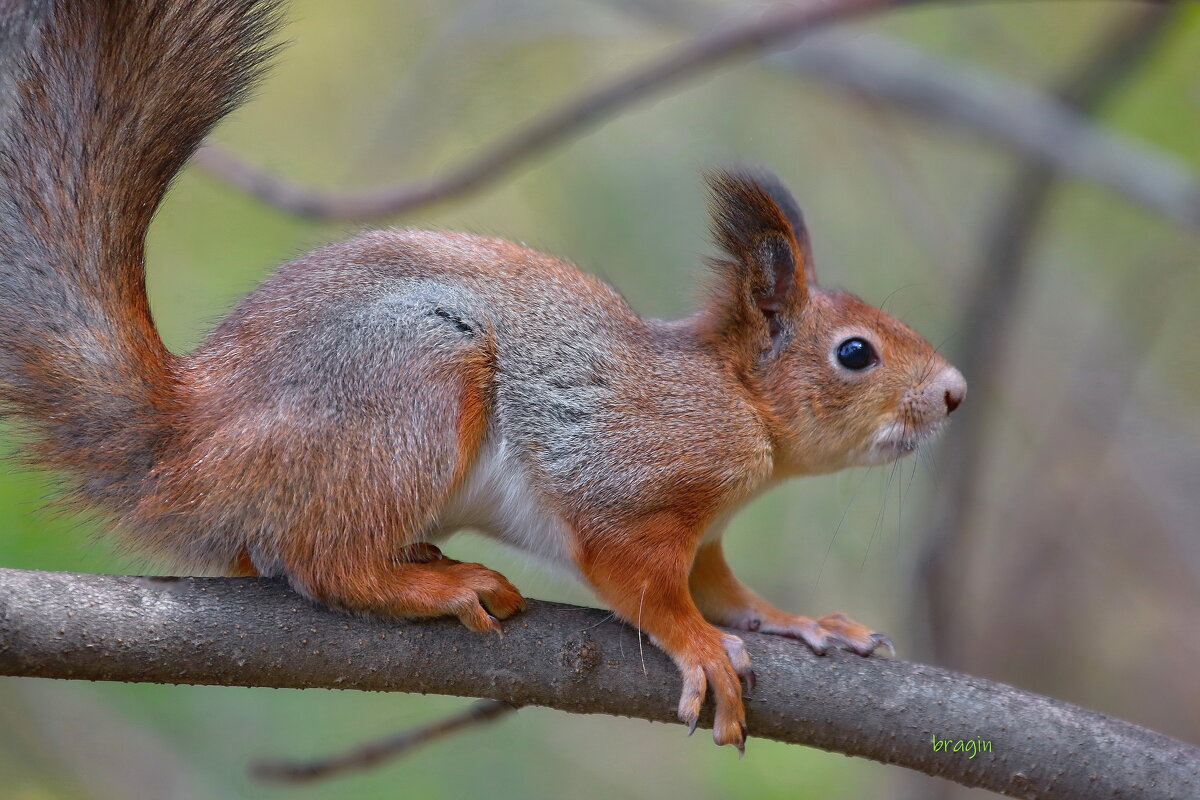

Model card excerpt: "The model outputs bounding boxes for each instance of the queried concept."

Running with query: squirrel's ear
[752,170,816,285]
[705,168,815,351]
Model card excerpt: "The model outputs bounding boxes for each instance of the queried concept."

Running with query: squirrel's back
[183,228,771,540]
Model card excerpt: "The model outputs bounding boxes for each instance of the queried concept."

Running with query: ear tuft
[747,171,815,282]
[706,168,815,283]
[704,168,814,355]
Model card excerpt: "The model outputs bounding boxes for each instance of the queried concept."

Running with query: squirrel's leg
[218,342,522,631]
[230,544,524,630]
[689,541,892,656]
[575,514,753,750]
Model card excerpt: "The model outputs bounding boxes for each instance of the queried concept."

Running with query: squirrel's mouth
[857,418,941,466]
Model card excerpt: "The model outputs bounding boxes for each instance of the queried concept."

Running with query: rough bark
[1,568,1196,799]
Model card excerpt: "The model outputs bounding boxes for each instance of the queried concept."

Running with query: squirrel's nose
[936,366,966,414]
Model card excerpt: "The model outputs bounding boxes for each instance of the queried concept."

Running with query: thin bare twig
[915,5,1181,666]
[194,0,913,220]
[251,699,518,784]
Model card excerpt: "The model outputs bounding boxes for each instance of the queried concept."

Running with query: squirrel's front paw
[757,612,893,657]
[676,634,754,753]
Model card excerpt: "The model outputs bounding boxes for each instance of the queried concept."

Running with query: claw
[687,716,699,736]
[744,668,756,694]
[871,633,895,657]
[487,615,503,635]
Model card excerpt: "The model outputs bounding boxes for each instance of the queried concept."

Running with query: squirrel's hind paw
[298,557,526,634]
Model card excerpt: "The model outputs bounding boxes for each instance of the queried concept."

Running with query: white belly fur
[436,434,578,571]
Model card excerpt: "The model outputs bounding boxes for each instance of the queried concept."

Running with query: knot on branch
[561,632,602,680]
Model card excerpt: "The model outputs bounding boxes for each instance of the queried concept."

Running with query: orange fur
[576,512,751,747]
[229,549,259,577]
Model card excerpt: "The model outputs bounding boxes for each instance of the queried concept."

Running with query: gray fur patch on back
[367,278,486,342]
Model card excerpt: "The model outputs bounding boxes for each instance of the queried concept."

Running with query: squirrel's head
[700,168,965,475]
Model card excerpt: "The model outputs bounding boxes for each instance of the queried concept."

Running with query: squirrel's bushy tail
[0,1,278,512]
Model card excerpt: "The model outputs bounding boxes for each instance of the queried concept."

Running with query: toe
[705,658,746,750]
[720,634,755,693]
[788,619,832,655]
[870,633,895,657]
[448,563,526,620]
[452,591,498,633]
[677,664,706,734]
[714,720,747,751]
[817,612,891,656]
[480,584,525,619]
[396,542,448,564]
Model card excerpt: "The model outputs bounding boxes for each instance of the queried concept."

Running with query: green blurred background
[2,1,1197,798]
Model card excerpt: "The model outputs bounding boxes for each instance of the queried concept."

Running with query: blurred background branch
[2,568,1198,799]
[195,0,909,219]
[916,1,1181,667]
[197,0,1200,230]
[251,699,519,784]
[615,1,1200,232]
[910,6,1188,795]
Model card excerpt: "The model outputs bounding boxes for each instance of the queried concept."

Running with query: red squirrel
[0,1,965,751]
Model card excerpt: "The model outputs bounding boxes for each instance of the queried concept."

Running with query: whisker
[921,444,940,480]
[577,611,618,632]
[899,416,925,555]
[817,466,875,588]
[896,445,904,559]
[637,584,647,676]
[932,332,956,357]
[877,283,919,315]
[914,332,957,387]
[860,457,901,573]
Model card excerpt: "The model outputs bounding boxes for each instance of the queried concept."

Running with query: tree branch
[1,568,1197,799]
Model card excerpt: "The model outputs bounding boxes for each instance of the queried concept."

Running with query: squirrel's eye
[836,337,876,371]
